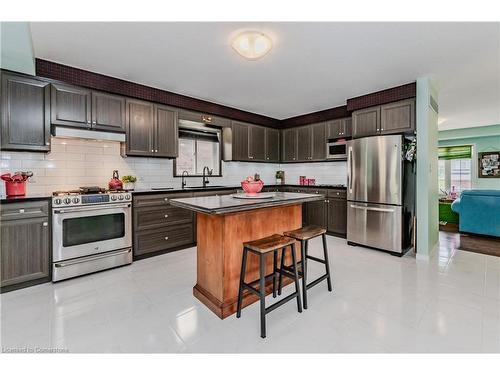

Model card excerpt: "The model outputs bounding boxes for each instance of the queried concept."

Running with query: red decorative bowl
[241,180,264,195]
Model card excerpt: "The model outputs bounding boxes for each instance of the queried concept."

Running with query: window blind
[438,145,472,160]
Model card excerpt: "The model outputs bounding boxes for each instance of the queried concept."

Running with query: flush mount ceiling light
[231,31,272,60]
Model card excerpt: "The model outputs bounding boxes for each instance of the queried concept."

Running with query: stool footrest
[242,283,261,297]
[265,292,300,315]
[307,274,329,290]
[276,268,296,280]
[306,255,326,264]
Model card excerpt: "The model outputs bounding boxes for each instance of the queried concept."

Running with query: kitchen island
[170,192,324,318]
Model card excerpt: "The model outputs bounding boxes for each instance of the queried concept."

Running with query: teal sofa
[451,190,500,237]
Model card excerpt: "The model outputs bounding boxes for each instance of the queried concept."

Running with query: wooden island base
[193,204,302,319]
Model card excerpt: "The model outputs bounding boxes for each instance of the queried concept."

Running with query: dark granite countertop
[0,194,52,204]
[131,184,346,195]
[169,192,325,215]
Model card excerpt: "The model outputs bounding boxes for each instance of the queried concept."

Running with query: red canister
[5,181,27,196]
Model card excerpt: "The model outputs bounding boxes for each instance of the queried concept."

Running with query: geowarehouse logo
[2,346,69,353]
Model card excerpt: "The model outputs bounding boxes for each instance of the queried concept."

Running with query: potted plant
[121,175,137,190]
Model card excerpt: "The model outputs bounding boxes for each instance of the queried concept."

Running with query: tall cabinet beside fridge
[346,134,415,255]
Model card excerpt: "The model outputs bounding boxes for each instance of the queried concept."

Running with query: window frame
[438,143,475,194]
[173,128,223,178]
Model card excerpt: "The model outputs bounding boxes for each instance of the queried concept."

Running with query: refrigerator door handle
[348,146,353,194]
[350,204,395,213]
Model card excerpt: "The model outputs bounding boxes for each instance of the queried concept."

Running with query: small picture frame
[478,151,500,178]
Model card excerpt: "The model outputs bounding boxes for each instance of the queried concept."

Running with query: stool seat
[283,225,326,241]
[244,234,296,253]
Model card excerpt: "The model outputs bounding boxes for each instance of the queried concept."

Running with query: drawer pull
[164,198,169,202]
[19,209,25,213]
[164,214,169,218]
[164,236,169,240]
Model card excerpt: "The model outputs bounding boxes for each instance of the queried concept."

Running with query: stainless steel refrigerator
[346,134,415,254]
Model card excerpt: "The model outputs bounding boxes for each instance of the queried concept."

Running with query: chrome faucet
[202,166,213,188]
[181,170,189,189]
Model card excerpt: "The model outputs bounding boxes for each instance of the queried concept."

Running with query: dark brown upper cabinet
[1,72,51,152]
[231,121,250,161]
[352,106,380,138]
[265,127,280,162]
[327,117,352,139]
[125,99,155,156]
[51,83,92,128]
[282,128,298,162]
[380,99,415,135]
[297,126,312,161]
[124,100,179,158]
[52,83,126,132]
[311,122,327,160]
[248,125,266,161]
[154,104,178,158]
[352,99,415,138]
[230,121,278,163]
[91,91,126,132]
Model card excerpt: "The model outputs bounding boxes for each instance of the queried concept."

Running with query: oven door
[326,142,347,159]
[53,203,132,262]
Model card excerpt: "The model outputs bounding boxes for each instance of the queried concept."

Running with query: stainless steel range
[52,187,132,281]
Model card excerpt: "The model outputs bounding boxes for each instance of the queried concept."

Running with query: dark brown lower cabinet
[133,192,194,258]
[327,198,347,237]
[134,223,194,257]
[0,201,51,292]
[304,199,327,228]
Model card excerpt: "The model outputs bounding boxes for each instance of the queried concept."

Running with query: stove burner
[52,186,129,197]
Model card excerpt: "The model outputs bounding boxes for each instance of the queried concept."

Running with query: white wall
[0,137,347,196]
[278,162,347,186]
[0,22,36,75]
[416,77,439,259]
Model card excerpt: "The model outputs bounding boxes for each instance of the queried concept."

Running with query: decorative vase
[123,182,135,191]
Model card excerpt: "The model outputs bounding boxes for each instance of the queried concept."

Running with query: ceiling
[30,22,499,130]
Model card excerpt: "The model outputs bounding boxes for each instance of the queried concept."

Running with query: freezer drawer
[347,202,402,253]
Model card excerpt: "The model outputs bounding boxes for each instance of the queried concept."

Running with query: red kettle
[108,170,123,190]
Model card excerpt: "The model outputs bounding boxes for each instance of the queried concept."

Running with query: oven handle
[53,203,131,214]
[54,248,132,268]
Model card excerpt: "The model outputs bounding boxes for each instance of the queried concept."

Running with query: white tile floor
[1,233,499,353]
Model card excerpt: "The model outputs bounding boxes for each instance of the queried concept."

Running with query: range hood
[53,126,126,142]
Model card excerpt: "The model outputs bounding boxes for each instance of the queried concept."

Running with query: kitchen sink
[185,185,228,189]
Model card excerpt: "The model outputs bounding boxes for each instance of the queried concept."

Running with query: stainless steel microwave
[326,139,347,159]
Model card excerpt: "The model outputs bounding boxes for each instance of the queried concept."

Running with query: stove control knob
[118,194,124,200]
[63,198,71,205]
[110,195,118,201]
[54,198,62,205]
[72,197,80,204]
[124,194,131,200]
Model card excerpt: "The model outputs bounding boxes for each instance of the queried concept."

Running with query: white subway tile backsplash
[0,137,347,196]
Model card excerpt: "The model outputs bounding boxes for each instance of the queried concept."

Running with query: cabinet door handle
[380,128,384,131]
[92,121,96,125]
[164,236,169,241]
[164,198,169,202]
[87,120,91,124]
[42,222,48,227]
[249,156,254,159]
[164,214,169,218]
[46,142,50,146]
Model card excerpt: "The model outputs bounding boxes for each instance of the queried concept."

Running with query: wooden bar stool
[236,234,303,338]
[281,225,332,309]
